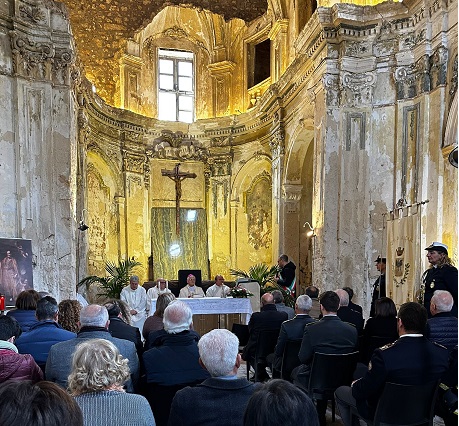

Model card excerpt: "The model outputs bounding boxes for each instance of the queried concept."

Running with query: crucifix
[161,163,197,236]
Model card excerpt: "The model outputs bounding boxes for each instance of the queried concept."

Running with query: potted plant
[78,259,142,300]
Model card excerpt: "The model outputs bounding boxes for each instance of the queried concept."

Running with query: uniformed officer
[422,242,458,318]
[370,257,386,317]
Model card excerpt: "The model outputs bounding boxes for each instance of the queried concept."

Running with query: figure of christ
[161,163,197,236]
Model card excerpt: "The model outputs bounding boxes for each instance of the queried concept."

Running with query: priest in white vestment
[206,275,230,297]
[120,275,147,332]
[146,278,172,313]
[179,274,205,298]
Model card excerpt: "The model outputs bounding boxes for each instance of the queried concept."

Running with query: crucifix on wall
[161,163,197,236]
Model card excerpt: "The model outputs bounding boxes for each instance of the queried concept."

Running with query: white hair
[80,305,109,327]
[296,295,312,312]
[198,329,239,377]
[163,301,192,334]
[335,289,349,307]
[432,290,454,312]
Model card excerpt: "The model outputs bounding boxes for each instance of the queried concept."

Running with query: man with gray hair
[335,288,364,335]
[169,329,258,425]
[272,295,317,374]
[425,290,457,352]
[143,301,210,386]
[45,304,139,391]
[272,290,295,320]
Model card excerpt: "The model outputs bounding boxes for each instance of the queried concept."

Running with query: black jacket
[425,312,458,352]
[423,265,458,318]
[108,316,143,355]
[242,304,288,362]
[277,261,296,289]
[337,306,364,335]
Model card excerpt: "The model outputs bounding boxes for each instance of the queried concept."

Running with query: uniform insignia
[379,342,394,350]
[433,341,448,350]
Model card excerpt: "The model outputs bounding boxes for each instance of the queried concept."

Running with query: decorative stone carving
[19,4,46,24]
[449,54,458,102]
[430,45,448,88]
[208,154,232,177]
[212,178,229,218]
[394,64,417,100]
[10,31,53,80]
[123,153,145,174]
[323,73,340,106]
[341,72,376,107]
[269,111,285,158]
[146,130,208,161]
[282,184,303,214]
[345,41,372,57]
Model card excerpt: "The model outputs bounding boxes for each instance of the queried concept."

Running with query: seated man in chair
[335,302,450,426]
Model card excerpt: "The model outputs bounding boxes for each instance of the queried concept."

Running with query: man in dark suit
[242,293,288,381]
[272,295,316,372]
[335,289,364,335]
[169,329,258,426]
[292,291,358,424]
[370,257,386,317]
[46,304,139,392]
[104,300,143,356]
[342,287,363,315]
[335,302,449,426]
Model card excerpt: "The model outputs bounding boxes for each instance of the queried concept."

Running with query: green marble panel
[151,208,209,280]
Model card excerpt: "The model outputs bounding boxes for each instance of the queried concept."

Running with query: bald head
[335,289,349,307]
[261,293,274,306]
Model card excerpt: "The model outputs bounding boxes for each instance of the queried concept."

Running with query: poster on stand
[0,238,33,307]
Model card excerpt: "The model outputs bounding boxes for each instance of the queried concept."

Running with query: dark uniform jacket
[242,304,288,362]
[352,336,449,419]
[337,306,364,335]
[277,261,296,291]
[298,315,358,365]
[423,265,458,318]
[273,314,316,370]
[370,274,386,317]
[349,301,363,315]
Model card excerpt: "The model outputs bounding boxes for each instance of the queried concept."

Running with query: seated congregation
[0,280,456,426]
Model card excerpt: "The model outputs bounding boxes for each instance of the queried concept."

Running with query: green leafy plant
[230,263,295,307]
[230,263,278,287]
[78,259,142,299]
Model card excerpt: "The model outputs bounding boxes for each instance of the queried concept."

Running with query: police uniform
[370,257,386,318]
[423,243,458,318]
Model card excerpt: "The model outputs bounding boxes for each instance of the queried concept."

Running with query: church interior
[0,0,457,314]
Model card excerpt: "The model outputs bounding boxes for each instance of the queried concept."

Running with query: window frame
[157,48,195,123]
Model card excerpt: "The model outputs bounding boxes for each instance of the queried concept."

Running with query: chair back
[372,381,440,426]
[308,351,359,399]
[280,339,302,380]
[255,329,280,362]
[361,335,396,364]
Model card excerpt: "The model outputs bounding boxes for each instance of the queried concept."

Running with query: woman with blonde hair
[69,339,155,426]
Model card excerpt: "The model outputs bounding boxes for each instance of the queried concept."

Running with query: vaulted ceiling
[59,0,268,103]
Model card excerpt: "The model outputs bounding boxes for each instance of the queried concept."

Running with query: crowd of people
[0,246,455,426]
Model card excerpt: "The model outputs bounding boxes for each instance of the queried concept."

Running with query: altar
[148,297,253,335]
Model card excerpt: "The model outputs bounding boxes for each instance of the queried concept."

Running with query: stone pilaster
[208,61,236,117]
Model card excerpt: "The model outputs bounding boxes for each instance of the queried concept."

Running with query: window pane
[159,74,174,90]
[179,110,193,123]
[159,59,173,74]
[179,95,193,111]
[158,92,177,121]
[178,61,192,77]
[178,76,192,92]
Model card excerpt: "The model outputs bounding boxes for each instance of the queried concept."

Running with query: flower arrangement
[229,286,254,298]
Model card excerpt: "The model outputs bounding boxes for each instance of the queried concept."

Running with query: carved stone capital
[282,184,303,213]
[123,153,145,174]
[340,72,376,107]
[207,154,233,177]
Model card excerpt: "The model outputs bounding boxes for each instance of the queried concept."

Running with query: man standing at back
[292,291,358,424]
[16,296,76,370]
[169,329,258,426]
[275,254,296,296]
[335,302,449,426]
[46,304,139,392]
